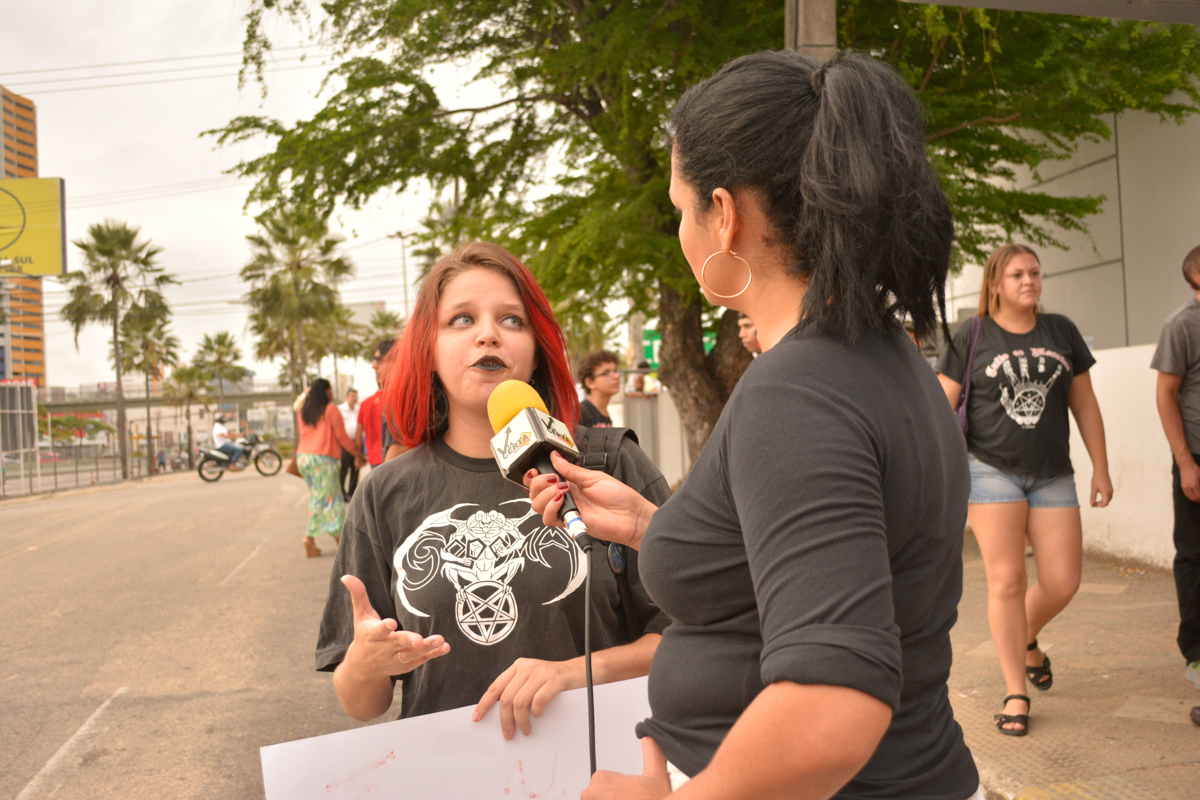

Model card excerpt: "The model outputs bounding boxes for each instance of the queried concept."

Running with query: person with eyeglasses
[578,350,621,428]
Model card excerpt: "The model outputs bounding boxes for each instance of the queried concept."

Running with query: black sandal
[1026,639,1053,691]
[994,694,1030,736]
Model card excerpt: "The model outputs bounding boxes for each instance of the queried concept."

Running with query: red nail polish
[546,475,558,484]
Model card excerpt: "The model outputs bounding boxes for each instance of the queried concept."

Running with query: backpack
[575,425,644,644]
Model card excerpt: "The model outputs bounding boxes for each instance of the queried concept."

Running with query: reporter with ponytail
[531,51,981,799]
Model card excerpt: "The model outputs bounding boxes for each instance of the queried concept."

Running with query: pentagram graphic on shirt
[984,347,1069,429]
[394,500,585,646]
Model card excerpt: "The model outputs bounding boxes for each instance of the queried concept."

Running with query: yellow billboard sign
[0,177,66,276]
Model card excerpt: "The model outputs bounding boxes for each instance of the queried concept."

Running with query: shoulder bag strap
[956,317,983,434]
[574,425,644,644]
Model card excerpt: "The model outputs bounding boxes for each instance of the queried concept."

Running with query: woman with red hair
[315,242,669,739]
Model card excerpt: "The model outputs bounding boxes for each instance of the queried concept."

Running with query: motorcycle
[197,432,283,481]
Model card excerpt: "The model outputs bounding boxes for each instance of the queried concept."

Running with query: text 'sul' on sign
[0,177,66,275]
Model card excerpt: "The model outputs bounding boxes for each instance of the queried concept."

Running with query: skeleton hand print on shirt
[394,501,585,646]
[998,352,1065,429]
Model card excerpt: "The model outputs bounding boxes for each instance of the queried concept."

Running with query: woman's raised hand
[340,575,450,678]
[525,451,656,550]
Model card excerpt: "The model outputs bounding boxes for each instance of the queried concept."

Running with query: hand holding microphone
[526,452,653,552]
[487,380,656,551]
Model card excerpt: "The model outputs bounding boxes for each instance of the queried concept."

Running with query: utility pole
[400,234,409,319]
[390,231,410,319]
[785,0,837,60]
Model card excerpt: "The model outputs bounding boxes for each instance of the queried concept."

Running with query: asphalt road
[0,470,386,799]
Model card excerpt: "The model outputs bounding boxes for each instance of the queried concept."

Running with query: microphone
[487,380,592,552]
[487,379,599,775]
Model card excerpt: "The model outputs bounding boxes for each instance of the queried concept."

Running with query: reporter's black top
[636,324,979,799]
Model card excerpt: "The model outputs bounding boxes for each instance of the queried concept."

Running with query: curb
[976,754,1025,800]
[0,470,195,506]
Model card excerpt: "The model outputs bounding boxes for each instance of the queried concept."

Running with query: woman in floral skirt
[297,378,365,557]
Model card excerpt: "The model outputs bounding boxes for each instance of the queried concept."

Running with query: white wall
[1069,343,1176,568]
[655,389,690,487]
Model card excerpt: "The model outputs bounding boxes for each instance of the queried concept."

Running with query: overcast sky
[0,0,453,396]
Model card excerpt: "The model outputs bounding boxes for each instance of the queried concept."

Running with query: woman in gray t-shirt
[530,51,980,800]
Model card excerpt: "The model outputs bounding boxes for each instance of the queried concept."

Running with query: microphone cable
[581,538,596,775]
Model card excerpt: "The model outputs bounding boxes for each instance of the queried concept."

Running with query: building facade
[946,105,1200,349]
[0,85,45,385]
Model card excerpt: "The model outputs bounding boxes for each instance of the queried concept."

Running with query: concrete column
[785,0,837,61]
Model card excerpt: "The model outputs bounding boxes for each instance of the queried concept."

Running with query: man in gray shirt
[1150,243,1200,726]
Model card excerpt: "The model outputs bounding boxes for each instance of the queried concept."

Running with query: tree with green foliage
[195,331,251,412]
[38,409,105,446]
[241,207,354,395]
[59,220,175,479]
[119,311,181,475]
[212,1,1200,459]
[164,364,213,469]
[362,309,403,359]
[308,304,367,396]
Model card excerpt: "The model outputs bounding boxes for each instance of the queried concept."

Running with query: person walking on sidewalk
[939,244,1113,736]
[297,378,366,558]
[1150,243,1200,726]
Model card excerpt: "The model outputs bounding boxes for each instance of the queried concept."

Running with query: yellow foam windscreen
[487,380,550,433]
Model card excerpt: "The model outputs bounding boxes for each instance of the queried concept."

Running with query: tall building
[0,85,45,386]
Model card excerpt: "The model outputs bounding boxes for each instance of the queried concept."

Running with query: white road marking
[219,537,269,586]
[293,493,307,509]
[16,686,130,800]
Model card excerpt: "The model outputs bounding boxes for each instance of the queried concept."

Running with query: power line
[14,62,330,96]
[69,178,245,202]
[8,53,320,88]
[68,181,254,210]
[0,45,319,78]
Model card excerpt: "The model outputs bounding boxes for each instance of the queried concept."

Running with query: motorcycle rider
[212,415,244,471]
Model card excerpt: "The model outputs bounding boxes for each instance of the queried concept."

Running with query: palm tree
[59,220,175,479]
[119,311,180,475]
[195,331,251,412]
[310,304,366,395]
[164,364,212,469]
[242,206,353,395]
[362,309,403,359]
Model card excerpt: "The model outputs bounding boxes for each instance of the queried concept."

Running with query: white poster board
[262,677,651,799]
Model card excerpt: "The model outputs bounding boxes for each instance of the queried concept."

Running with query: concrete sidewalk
[949,532,1199,800]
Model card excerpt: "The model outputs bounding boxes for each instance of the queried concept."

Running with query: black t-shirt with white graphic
[938,313,1095,478]
[579,399,612,428]
[316,436,671,719]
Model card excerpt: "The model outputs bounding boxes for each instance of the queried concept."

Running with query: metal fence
[1,394,298,499]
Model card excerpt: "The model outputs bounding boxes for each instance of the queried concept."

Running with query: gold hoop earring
[700,250,753,299]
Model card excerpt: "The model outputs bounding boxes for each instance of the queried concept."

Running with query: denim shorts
[967,453,1078,508]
